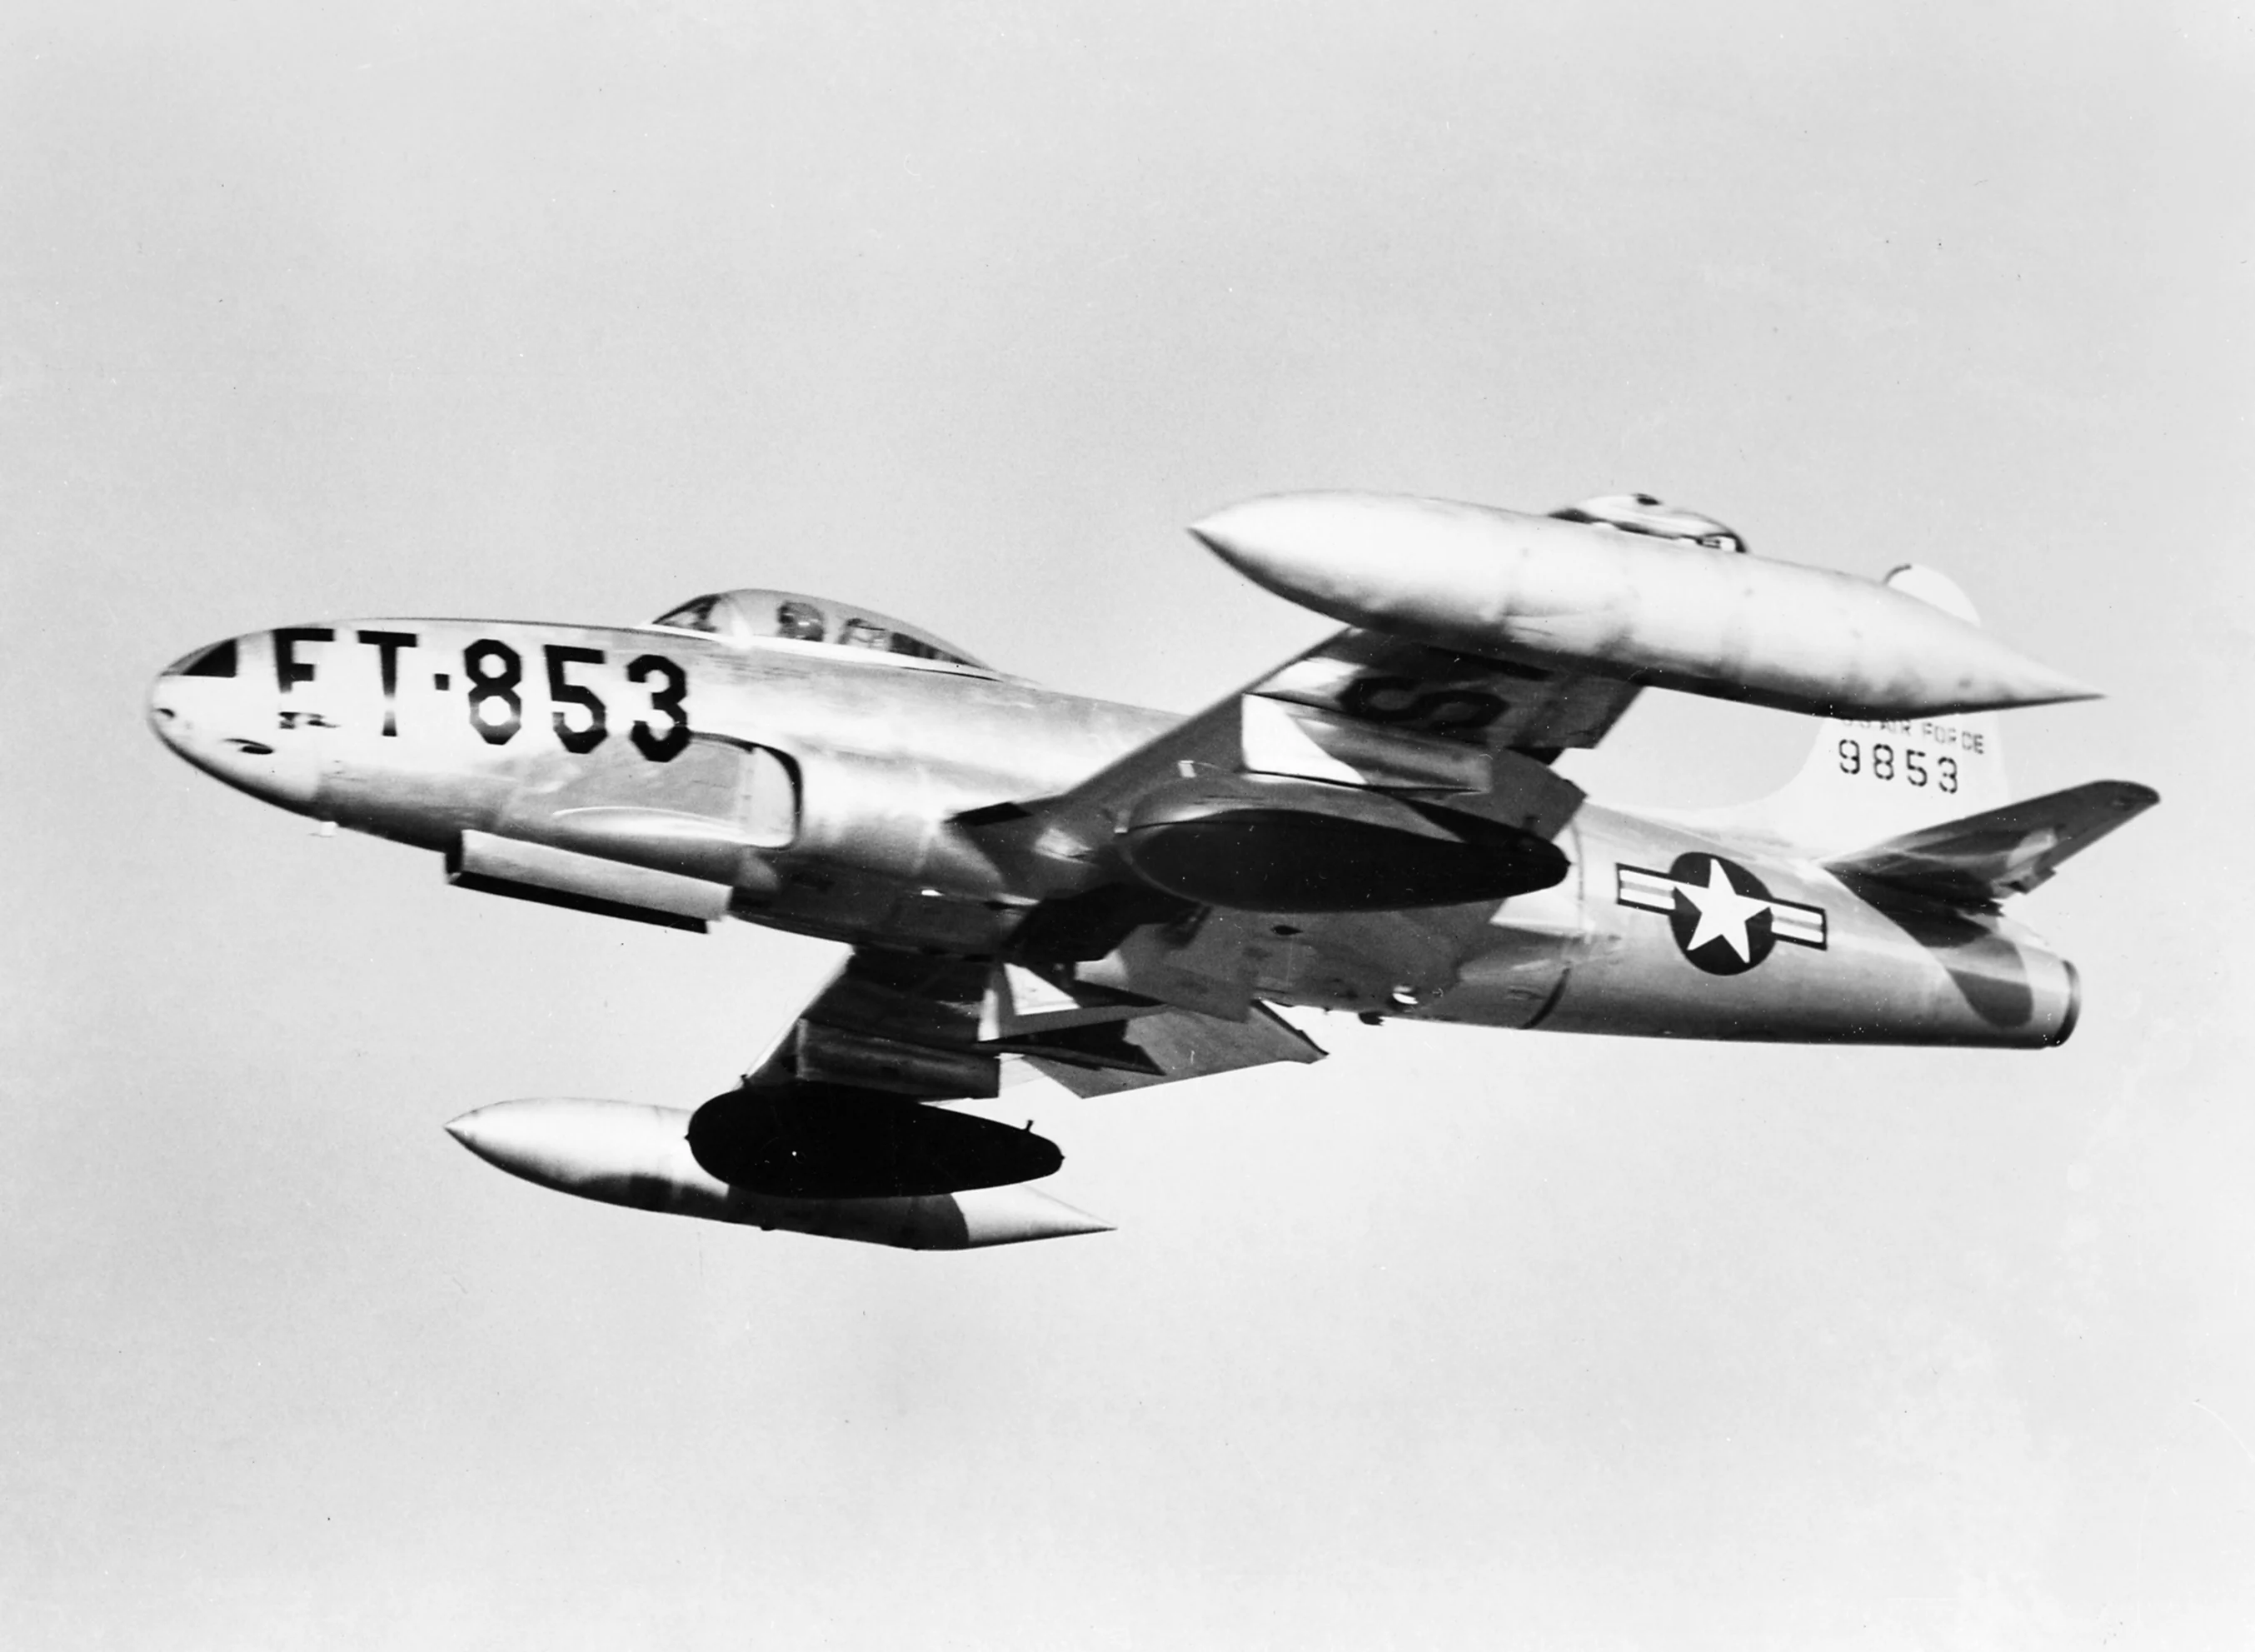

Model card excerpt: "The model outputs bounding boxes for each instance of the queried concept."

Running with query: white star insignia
[1674,859,1771,961]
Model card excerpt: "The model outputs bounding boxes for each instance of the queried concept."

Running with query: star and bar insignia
[1616,853,1828,976]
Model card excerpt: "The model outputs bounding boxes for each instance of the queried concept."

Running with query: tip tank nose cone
[1189,492,1513,627]
[443,1098,601,1180]
[443,1105,526,1174]
[1187,494,1334,586]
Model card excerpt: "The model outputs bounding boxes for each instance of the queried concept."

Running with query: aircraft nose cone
[146,673,188,751]
[148,633,326,813]
[147,642,232,761]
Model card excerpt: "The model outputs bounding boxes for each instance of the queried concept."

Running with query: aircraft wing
[741,946,1324,1106]
[966,626,1637,892]
[1823,780,2161,906]
[1247,626,1646,758]
[955,626,1635,1016]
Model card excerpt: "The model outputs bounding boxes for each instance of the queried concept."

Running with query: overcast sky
[4,3,2251,1647]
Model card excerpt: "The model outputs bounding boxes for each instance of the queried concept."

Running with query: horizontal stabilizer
[1823,781,2159,906]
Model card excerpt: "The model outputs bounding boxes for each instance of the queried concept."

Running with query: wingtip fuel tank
[1190,492,2098,720]
[446,1098,1112,1250]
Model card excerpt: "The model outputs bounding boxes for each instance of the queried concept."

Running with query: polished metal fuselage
[149,619,2080,1049]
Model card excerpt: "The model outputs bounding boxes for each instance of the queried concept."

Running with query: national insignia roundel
[1614,853,1829,976]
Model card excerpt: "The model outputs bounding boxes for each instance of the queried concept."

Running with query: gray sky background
[4,3,2251,1647]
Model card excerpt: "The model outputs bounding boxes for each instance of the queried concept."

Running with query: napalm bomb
[150,492,2155,1250]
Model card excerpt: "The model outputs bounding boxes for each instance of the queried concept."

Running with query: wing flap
[742,946,1324,1104]
[1823,780,2159,906]
[1015,1002,1323,1098]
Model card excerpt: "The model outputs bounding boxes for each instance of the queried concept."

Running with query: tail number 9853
[1837,737,1956,794]
[463,641,691,761]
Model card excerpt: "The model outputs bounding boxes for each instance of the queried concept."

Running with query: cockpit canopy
[649,589,990,671]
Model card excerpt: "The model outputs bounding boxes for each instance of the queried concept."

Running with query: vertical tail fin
[1752,566,2012,854]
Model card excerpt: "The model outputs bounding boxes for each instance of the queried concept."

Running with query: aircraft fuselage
[150,618,2080,1050]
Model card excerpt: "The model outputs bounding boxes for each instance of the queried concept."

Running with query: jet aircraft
[147,491,2158,1250]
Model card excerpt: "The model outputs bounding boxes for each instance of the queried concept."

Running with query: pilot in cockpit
[774,600,826,642]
